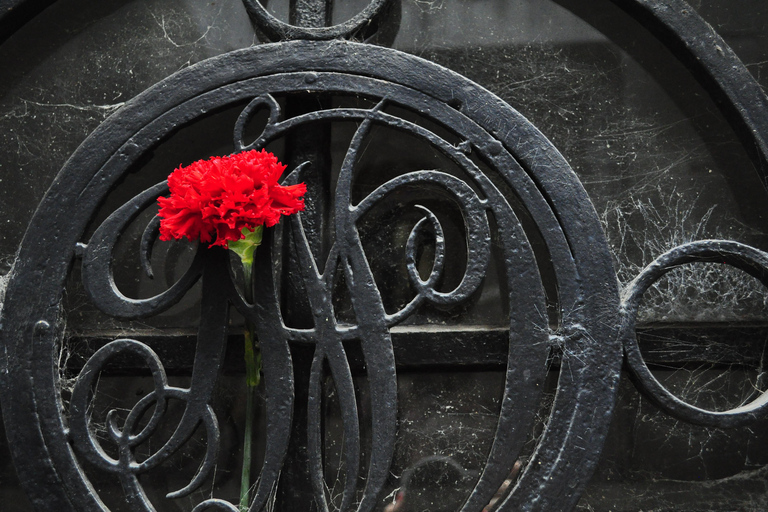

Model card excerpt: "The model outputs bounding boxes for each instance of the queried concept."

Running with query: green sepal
[227,225,264,266]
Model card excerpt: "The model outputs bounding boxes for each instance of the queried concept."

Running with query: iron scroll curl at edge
[620,240,768,428]
[587,0,768,433]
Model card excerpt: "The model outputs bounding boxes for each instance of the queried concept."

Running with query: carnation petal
[157,150,306,247]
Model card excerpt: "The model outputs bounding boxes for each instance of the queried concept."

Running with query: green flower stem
[240,312,260,512]
[235,227,263,512]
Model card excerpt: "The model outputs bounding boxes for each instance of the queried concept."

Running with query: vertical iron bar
[277,1,333,510]
[290,0,333,28]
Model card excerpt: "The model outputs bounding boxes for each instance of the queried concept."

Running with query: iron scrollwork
[2,0,768,511]
[0,40,621,511]
[68,63,616,510]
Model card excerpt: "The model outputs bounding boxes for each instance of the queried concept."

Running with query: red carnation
[157,149,306,248]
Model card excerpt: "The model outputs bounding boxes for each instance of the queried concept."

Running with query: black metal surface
[1,1,768,511]
[273,5,333,508]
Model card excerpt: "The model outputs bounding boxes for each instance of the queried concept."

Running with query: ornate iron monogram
[2,1,768,511]
[0,40,622,511]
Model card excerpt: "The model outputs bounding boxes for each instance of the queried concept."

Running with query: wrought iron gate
[1,1,768,511]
